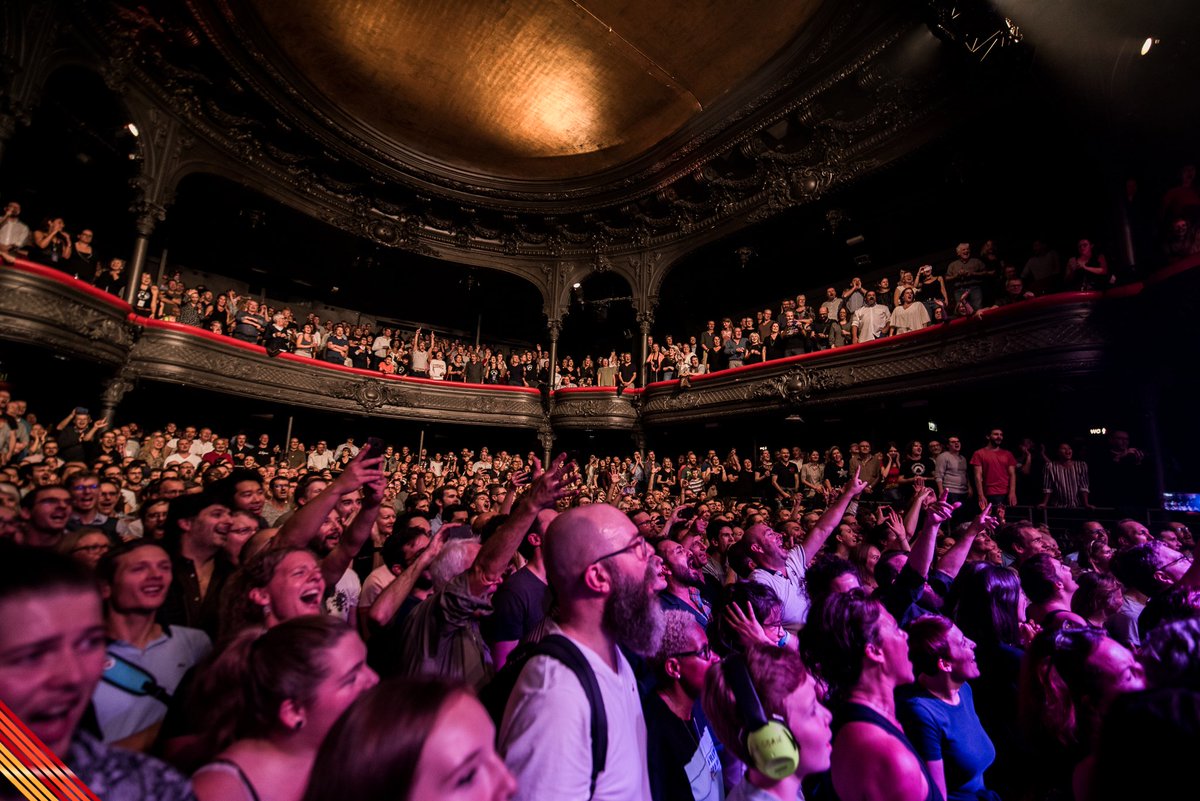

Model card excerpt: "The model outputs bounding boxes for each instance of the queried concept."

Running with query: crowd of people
[7,164,1200,389]
[1,379,1195,801]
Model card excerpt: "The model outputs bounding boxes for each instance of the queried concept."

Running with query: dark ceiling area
[162,174,548,343]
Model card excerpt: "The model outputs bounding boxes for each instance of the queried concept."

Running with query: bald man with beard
[500,504,666,801]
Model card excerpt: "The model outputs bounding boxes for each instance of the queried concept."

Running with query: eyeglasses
[72,544,110,554]
[71,484,99,491]
[1161,552,1192,572]
[671,644,714,661]
[589,535,651,566]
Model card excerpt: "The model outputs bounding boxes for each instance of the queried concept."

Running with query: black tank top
[826,701,944,801]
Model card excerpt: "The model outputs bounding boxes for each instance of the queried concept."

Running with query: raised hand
[724,602,774,648]
[845,464,868,498]
[925,488,960,526]
[334,442,385,495]
[525,453,577,510]
[965,503,999,538]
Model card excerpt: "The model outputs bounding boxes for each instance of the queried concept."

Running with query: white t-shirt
[429,358,447,380]
[749,544,809,633]
[325,568,361,622]
[500,623,652,801]
[163,453,201,469]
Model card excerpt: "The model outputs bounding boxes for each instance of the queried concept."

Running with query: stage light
[125,123,139,137]
[1140,38,1158,56]
[573,282,582,289]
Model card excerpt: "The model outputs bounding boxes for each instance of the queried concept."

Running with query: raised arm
[365,529,446,630]
[800,467,868,561]
[910,490,959,580]
[467,454,575,596]
[276,445,384,554]
[903,485,927,538]
[321,461,386,588]
[935,504,998,580]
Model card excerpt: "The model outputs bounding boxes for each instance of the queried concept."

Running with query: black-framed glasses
[1161,551,1192,572]
[671,644,714,661]
[589,535,651,566]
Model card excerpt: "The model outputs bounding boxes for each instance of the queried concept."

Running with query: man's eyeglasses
[1160,551,1192,572]
[671,644,714,661]
[589,535,651,566]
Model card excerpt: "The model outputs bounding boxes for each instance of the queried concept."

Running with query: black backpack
[481,634,608,799]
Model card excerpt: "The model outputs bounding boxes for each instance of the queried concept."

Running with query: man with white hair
[500,502,667,801]
[398,455,575,689]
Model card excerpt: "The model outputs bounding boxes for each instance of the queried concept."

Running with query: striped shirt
[1043,460,1090,506]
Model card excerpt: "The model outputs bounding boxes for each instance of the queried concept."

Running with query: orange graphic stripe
[0,711,89,801]
[0,701,99,801]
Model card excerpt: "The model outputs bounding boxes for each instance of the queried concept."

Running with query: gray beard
[602,560,665,657]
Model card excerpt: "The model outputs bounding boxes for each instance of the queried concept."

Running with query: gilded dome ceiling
[244,0,823,180]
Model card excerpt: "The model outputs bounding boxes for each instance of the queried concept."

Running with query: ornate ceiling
[7,0,960,313]
[244,0,825,181]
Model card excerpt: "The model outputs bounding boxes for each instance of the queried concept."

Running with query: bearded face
[602,558,665,657]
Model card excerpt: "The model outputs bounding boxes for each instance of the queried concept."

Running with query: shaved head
[544,505,639,596]
[745,522,785,572]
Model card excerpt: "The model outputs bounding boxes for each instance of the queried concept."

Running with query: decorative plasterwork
[0,268,132,365]
[637,309,1108,425]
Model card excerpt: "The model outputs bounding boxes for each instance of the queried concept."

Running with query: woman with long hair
[804,589,940,801]
[947,563,1026,797]
[293,324,316,358]
[220,547,327,640]
[192,616,378,801]
[1017,628,1143,801]
[301,677,514,801]
[204,294,230,333]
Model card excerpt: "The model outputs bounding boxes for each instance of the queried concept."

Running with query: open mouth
[299,588,322,606]
[141,583,165,597]
[27,697,80,740]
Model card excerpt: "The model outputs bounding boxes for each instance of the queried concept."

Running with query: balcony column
[537,421,555,470]
[125,200,166,306]
[637,310,654,388]
[547,318,562,394]
[99,371,135,426]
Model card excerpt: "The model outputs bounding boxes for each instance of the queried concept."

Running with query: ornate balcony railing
[4,256,1189,431]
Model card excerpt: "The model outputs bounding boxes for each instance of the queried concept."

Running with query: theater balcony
[0,259,547,430]
[7,256,1194,435]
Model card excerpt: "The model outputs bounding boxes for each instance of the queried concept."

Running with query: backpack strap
[531,635,608,799]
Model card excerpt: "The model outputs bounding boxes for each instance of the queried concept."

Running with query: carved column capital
[130,199,168,236]
[547,318,562,342]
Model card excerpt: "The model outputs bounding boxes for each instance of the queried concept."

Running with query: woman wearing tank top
[805,589,945,801]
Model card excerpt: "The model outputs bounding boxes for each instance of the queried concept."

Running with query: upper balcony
[4,256,1192,431]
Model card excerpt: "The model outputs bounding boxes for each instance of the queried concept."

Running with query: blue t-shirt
[896,682,995,801]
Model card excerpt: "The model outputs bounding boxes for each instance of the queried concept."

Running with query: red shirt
[969,447,1017,496]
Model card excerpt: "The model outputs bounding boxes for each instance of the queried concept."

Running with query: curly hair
[219,545,315,641]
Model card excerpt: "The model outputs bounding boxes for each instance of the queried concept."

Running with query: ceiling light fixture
[1140,37,1158,56]
[125,123,139,137]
